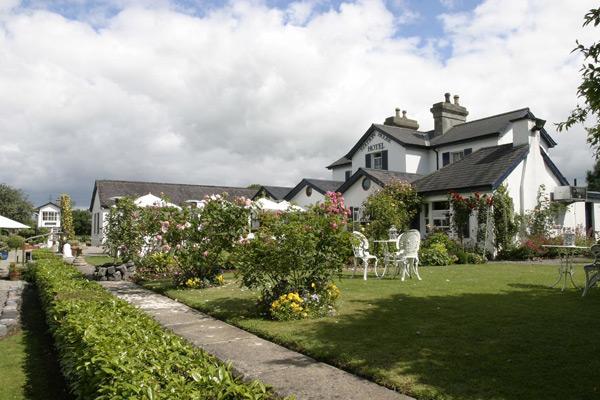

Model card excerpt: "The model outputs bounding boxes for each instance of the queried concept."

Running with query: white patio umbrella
[134,193,181,209]
[254,198,304,212]
[0,215,30,229]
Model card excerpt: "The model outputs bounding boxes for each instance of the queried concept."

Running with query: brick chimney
[384,108,419,130]
[430,93,468,136]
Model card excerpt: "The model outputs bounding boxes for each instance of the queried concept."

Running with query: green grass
[0,286,71,400]
[141,263,600,400]
[84,255,113,266]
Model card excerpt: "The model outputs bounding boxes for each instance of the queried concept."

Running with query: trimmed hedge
[31,259,276,399]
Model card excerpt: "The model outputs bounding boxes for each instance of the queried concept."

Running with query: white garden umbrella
[254,198,304,212]
[134,193,181,209]
[0,215,29,229]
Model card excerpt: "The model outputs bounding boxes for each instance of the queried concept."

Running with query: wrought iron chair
[582,243,600,297]
[351,231,378,280]
[395,229,422,281]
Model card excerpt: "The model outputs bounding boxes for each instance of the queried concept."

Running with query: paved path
[101,281,412,400]
[0,280,26,338]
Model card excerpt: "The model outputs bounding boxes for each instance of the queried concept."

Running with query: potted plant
[8,262,21,280]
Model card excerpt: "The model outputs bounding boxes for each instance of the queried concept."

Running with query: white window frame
[451,151,465,163]
[42,211,58,222]
[373,152,383,170]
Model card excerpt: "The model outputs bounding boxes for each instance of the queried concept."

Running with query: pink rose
[202,250,209,257]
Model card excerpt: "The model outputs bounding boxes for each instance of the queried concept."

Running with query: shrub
[235,192,351,319]
[419,242,453,266]
[30,258,276,400]
[6,234,25,250]
[362,180,422,240]
[32,248,59,260]
[455,250,486,264]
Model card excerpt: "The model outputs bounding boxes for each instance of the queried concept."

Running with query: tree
[72,209,92,236]
[557,7,600,156]
[0,184,34,225]
[586,159,600,190]
[59,194,75,241]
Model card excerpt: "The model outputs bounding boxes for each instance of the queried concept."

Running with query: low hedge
[31,258,277,399]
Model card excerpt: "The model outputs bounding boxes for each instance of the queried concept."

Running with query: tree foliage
[72,209,92,236]
[362,180,422,239]
[59,194,75,240]
[557,7,600,156]
[586,159,600,190]
[0,183,34,225]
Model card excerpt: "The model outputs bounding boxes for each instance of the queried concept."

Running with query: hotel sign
[367,143,384,152]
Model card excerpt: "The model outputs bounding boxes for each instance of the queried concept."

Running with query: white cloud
[0,0,597,206]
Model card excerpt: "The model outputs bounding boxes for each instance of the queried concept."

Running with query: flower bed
[30,258,276,400]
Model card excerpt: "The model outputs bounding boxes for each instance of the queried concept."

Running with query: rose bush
[235,192,351,320]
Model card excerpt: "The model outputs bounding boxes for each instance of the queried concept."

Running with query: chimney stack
[430,92,468,136]
[384,107,419,130]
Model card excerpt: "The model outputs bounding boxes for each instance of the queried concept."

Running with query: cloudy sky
[0,0,597,207]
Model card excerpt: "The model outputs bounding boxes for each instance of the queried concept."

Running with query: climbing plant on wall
[492,185,518,251]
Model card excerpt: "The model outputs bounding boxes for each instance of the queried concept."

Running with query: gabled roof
[541,149,569,185]
[414,144,530,195]
[326,156,352,169]
[35,202,60,211]
[327,124,430,169]
[284,178,344,201]
[252,186,294,201]
[430,108,557,148]
[338,168,422,193]
[90,180,259,210]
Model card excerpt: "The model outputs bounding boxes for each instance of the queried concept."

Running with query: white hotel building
[285,93,600,241]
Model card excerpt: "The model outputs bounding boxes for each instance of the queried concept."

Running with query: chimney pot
[454,95,460,105]
[402,110,407,118]
[395,107,400,118]
[444,93,451,103]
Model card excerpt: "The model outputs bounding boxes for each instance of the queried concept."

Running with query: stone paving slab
[0,280,26,338]
[100,281,413,400]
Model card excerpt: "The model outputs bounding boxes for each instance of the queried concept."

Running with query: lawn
[0,286,71,400]
[142,263,600,400]
[85,255,113,266]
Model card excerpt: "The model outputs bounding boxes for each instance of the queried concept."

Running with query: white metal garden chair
[351,231,379,280]
[582,243,600,297]
[394,229,422,281]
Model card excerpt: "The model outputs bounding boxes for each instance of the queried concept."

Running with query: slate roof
[35,202,60,211]
[326,156,352,169]
[284,178,345,201]
[338,168,422,193]
[90,180,259,210]
[253,186,294,200]
[326,107,557,169]
[413,144,530,194]
[430,108,557,148]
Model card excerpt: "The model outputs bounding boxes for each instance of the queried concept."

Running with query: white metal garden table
[373,239,399,278]
[542,245,589,291]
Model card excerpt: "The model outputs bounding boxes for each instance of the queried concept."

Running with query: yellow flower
[311,283,316,288]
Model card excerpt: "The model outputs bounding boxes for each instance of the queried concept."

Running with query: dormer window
[442,148,472,167]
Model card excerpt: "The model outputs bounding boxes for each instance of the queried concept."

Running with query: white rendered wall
[331,167,352,181]
[91,193,109,247]
[405,148,430,175]
[341,178,382,209]
[351,131,406,173]
[287,185,325,208]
